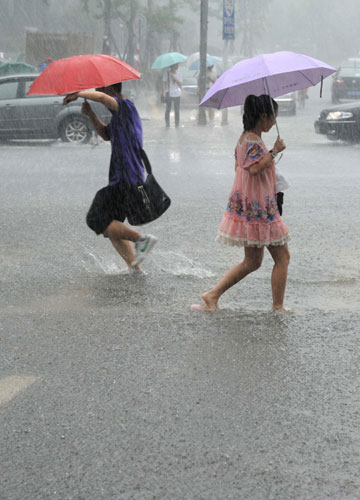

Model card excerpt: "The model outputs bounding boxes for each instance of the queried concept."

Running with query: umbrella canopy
[151,52,187,70]
[200,51,336,109]
[0,62,37,76]
[189,55,222,71]
[186,52,207,69]
[27,54,141,95]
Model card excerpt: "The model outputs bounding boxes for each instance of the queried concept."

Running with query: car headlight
[326,111,353,120]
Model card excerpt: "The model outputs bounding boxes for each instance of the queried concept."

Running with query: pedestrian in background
[162,63,182,128]
[38,57,53,72]
[198,63,217,123]
[63,83,158,273]
[191,94,290,312]
[297,87,308,108]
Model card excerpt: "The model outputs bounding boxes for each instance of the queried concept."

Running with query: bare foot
[272,306,290,314]
[190,290,219,312]
[201,290,219,311]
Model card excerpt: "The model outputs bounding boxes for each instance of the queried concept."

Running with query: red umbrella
[27,54,141,95]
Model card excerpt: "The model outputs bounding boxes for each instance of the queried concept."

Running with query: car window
[339,67,360,78]
[341,59,360,68]
[23,79,61,98]
[24,79,46,98]
[24,79,34,95]
[0,81,18,100]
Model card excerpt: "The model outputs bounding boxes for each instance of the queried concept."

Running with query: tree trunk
[169,0,178,51]
[198,0,208,126]
[103,0,111,55]
[145,0,155,70]
[126,1,136,67]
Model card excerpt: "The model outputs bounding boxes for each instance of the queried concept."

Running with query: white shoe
[128,267,146,276]
[131,234,158,267]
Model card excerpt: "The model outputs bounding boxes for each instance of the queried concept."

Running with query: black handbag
[125,148,171,226]
[160,71,170,104]
[160,92,169,103]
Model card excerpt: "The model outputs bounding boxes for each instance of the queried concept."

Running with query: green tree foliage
[80,0,186,37]
[146,6,183,35]
[79,1,192,67]
[81,0,135,20]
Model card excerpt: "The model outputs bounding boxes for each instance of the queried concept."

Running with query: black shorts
[86,184,127,235]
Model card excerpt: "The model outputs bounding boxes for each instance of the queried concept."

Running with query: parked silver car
[275,92,297,115]
[178,66,199,108]
[0,73,111,143]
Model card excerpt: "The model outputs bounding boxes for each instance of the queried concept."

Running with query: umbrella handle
[273,112,280,137]
[320,75,323,98]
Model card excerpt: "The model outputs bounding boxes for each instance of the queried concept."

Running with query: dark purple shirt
[106,97,145,186]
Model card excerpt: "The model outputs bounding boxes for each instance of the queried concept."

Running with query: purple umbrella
[200,51,336,110]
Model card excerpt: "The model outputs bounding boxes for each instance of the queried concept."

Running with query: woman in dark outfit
[63,83,157,271]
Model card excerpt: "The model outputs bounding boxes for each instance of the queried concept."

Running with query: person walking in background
[191,94,290,312]
[162,63,182,127]
[155,71,163,105]
[297,87,308,108]
[198,63,217,123]
[63,83,157,273]
[38,57,53,72]
[206,64,217,122]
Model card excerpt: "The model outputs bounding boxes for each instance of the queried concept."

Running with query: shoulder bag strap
[140,148,152,175]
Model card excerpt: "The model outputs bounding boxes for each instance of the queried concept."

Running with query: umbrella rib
[90,58,107,88]
[218,89,228,110]
[298,70,316,86]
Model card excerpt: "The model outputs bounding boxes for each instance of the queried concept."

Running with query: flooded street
[1,84,360,499]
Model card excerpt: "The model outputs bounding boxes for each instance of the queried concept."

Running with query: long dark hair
[243,94,278,131]
[111,82,122,93]
[96,82,122,94]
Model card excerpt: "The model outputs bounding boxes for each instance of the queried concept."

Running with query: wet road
[1,85,360,499]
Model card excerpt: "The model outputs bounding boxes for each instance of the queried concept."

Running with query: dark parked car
[314,101,360,142]
[331,58,360,103]
[0,73,111,143]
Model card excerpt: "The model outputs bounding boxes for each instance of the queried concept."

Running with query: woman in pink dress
[193,94,290,312]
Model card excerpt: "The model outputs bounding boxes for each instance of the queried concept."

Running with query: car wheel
[326,132,339,141]
[59,115,92,144]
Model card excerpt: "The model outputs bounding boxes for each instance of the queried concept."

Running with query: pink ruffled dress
[216,132,290,248]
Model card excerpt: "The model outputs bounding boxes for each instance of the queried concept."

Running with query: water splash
[155,251,215,278]
[82,251,127,275]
